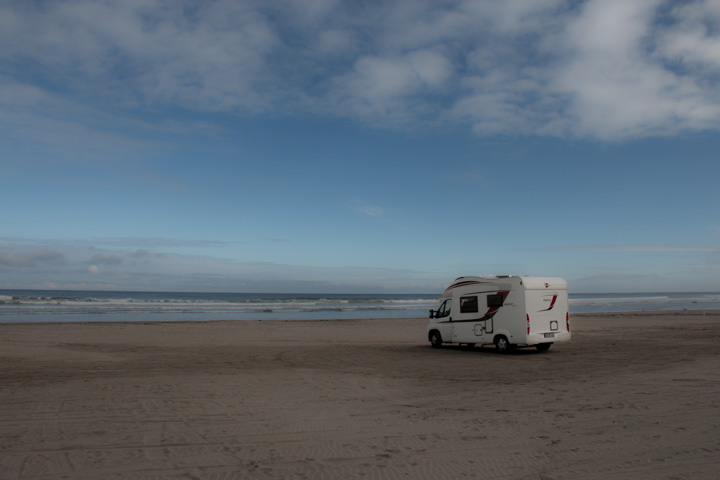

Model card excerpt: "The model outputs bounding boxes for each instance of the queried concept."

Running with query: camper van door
[434,298,454,343]
[450,292,497,345]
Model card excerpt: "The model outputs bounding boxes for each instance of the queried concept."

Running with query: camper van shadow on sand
[428,276,571,353]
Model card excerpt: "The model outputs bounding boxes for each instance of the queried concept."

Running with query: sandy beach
[1,312,719,479]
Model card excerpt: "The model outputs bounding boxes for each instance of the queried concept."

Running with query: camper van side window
[487,293,504,308]
[460,296,479,313]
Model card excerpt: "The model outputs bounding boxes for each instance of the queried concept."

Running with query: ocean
[1,290,719,324]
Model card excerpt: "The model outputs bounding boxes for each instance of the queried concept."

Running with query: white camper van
[427,276,570,352]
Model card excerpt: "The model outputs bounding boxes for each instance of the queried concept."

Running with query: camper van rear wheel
[494,336,510,354]
[430,331,443,348]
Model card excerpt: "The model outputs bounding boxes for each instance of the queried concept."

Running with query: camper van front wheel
[430,331,443,348]
[494,336,511,354]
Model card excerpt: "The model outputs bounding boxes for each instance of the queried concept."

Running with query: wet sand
[1,312,719,479]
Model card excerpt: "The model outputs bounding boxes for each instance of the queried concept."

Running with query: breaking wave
[2,290,719,323]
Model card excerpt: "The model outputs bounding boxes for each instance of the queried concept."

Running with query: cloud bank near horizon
[1,237,716,293]
[0,238,441,293]
[2,0,719,145]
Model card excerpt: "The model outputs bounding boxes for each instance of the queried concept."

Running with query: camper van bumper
[526,332,571,345]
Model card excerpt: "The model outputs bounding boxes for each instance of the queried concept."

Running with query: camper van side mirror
[429,309,435,319]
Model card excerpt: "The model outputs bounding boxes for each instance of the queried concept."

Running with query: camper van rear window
[487,293,504,308]
[460,296,479,313]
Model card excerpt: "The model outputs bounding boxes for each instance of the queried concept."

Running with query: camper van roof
[446,275,567,291]
[454,275,517,280]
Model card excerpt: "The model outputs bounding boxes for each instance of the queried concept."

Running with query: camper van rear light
[526,314,530,334]
[566,312,570,332]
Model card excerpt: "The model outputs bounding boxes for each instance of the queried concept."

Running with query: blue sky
[1,0,719,293]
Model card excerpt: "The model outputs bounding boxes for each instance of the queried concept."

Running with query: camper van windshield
[438,299,452,318]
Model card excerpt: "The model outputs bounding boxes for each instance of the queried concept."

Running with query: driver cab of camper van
[430,299,452,319]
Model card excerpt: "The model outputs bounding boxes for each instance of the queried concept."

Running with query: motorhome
[427,276,570,352]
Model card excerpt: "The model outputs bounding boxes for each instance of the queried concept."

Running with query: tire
[536,343,551,352]
[494,336,510,354]
[430,331,443,348]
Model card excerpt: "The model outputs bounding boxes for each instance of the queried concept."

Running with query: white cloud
[351,200,386,217]
[1,1,280,111]
[316,29,360,56]
[547,0,720,139]
[327,49,453,125]
[1,0,719,142]
[660,1,720,70]
[359,206,384,217]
